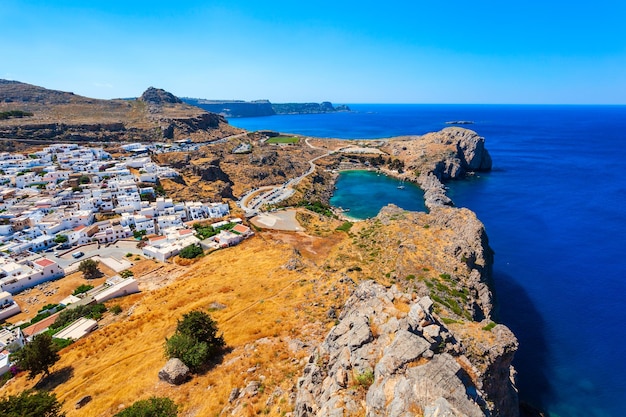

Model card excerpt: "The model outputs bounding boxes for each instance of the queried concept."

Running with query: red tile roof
[34,258,56,268]
[232,224,250,234]
[23,312,60,337]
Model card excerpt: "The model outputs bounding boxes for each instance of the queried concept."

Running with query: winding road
[239,138,346,216]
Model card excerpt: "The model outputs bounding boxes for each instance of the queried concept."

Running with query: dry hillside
[0,80,242,142]
[3,206,506,417]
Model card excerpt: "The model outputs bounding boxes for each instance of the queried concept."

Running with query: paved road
[51,240,144,272]
[238,139,347,216]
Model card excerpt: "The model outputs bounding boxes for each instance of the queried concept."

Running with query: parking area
[52,240,144,271]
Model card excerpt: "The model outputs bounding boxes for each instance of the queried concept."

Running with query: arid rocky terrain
[0,82,529,417]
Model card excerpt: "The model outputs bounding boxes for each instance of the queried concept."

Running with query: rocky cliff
[0,80,241,142]
[381,127,492,209]
[294,205,519,417]
[272,102,350,115]
[182,99,276,118]
[295,282,518,417]
[181,98,350,118]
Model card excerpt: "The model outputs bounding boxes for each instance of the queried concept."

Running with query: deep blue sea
[229,105,626,417]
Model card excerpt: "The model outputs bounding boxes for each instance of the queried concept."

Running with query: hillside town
[0,143,253,377]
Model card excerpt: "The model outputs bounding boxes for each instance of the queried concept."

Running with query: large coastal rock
[382,127,492,210]
[294,281,519,417]
[423,127,492,176]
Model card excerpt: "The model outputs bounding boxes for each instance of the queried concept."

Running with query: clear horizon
[2,1,625,105]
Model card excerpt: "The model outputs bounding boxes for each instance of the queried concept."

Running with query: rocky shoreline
[307,127,492,212]
[291,128,532,416]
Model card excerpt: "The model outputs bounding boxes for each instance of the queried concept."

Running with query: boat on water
[397,185,405,189]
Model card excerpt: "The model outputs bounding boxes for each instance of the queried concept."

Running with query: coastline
[302,127,491,219]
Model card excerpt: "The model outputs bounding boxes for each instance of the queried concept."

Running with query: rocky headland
[295,281,518,417]
[381,127,492,209]
[182,97,350,118]
[0,80,241,142]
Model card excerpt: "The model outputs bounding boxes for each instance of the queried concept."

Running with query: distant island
[445,120,474,125]
[181,98,350,118]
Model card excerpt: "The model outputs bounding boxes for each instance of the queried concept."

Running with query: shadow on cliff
[491,270,551,415]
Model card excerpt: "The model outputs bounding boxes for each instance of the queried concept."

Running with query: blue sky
[1,0,625,103]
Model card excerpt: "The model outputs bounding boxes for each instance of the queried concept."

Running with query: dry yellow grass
[2,207,488,416]
[2,233,350,416]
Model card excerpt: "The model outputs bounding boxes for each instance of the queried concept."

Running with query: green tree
[78,259,100,279]
[114,397,178,417]
[176,311,224,349]
[178,244,203,259]
[53,234,68,244]
[13,334,60,380]
[0,390,65,417]
[78,175,91,184]
[133,229,146,239]
[164,310,224,372]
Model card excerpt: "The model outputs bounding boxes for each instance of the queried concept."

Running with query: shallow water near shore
[329,170,426,219]
[230,104,626,416]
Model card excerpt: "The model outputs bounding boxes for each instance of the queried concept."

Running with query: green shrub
[354,369,375,388]
[53,234,68,244]
[193,222,235,240]
[110,305,123,315]
[441,317,461,325]
[114,396,178,417]
[482,322,497,331]
[0,110,34,120]
[0,390,64,417]
[72,284,94,296]
[51,303,106,330]
[336,222,353,232]
[52,338,73,350]
[164,333,211,372]
[179,244,203,259]
[120,270,134,278]
[297,200,335,218]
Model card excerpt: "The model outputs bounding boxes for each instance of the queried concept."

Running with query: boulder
[158,358,190,385]
[75,395,92,409]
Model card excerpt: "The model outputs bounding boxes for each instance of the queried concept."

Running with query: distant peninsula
[181,98,350,118]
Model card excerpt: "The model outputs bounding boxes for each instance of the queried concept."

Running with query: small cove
[329,170,426,219]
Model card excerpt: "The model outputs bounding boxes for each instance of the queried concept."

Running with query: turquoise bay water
[230,105,626,417]
[329,170,425,219]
